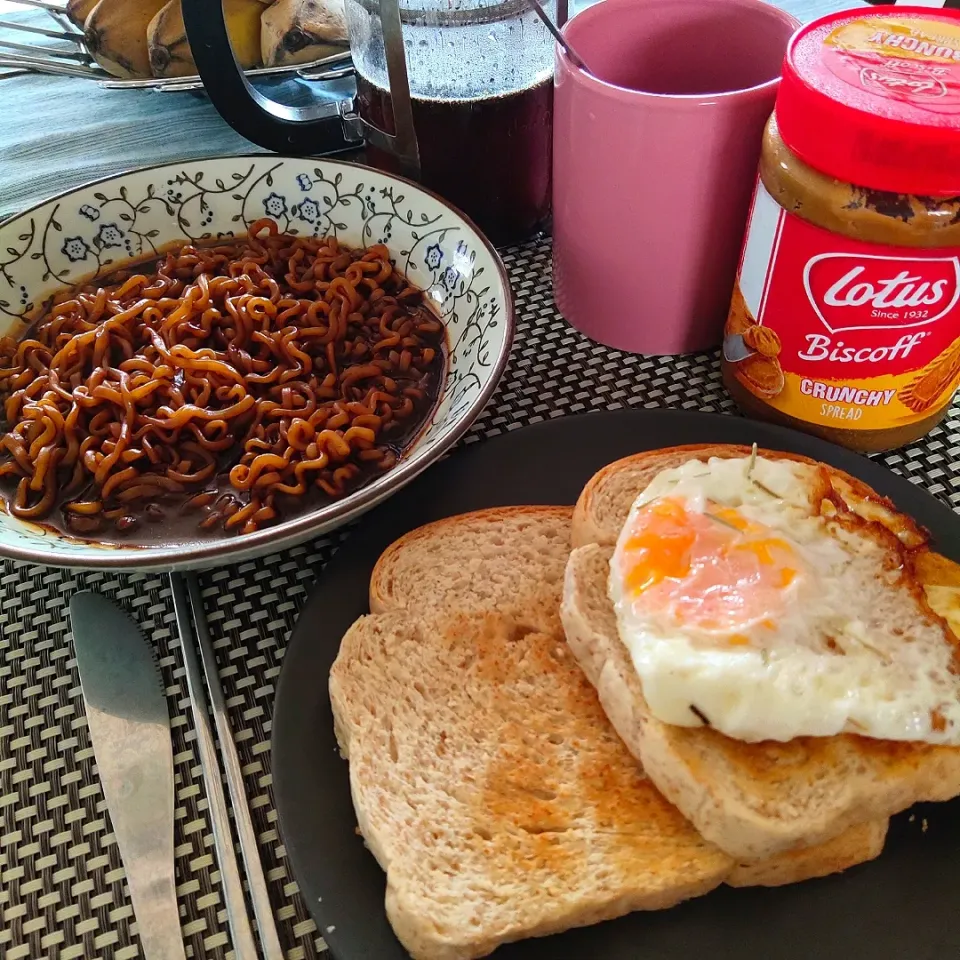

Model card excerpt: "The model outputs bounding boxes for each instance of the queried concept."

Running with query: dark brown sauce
[0,241,448,545]
[40,391,443,547]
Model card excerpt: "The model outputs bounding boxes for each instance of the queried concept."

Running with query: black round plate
[273,409,960,960]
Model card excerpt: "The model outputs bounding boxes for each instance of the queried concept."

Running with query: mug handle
[181,0,360,154]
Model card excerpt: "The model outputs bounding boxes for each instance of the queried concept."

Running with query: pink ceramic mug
[553,0,800,355]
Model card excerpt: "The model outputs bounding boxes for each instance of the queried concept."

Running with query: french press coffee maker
[182,0,559,244]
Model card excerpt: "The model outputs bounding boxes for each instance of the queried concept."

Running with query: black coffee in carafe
[355,77,553,245]
[346,0,557,245]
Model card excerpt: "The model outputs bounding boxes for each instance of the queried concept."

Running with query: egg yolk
[618,497,801,637]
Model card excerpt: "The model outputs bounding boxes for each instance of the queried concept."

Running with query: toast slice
[563,445,960,861]
[332,508,889,960]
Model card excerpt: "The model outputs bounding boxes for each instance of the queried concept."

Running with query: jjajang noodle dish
[0,219,447,541]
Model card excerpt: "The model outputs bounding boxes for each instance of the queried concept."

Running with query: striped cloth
[0,7,355,220]
[0,14,275,220]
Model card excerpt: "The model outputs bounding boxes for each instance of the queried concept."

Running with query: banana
[146,0,191,78]
[64,0,98,30]
[147,0,264,79]
[84,0,168,79]
[260,0,347,68]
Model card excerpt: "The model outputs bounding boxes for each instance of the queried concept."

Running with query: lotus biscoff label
[724,183,960,429]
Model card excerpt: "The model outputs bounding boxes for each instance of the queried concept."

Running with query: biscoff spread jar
[722,7,960,453]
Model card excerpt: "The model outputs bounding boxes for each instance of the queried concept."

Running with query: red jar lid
[776,6,960,197]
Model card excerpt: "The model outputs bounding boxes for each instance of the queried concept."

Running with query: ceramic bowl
[0,156,513,570]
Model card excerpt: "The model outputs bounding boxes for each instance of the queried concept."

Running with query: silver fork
[170,572,284,960]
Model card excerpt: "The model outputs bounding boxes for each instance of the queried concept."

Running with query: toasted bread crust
[571,443,927,550]
[370,505,574,619]
[726,817,888,888]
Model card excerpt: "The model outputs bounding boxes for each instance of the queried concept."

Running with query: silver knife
[69,592,186,960]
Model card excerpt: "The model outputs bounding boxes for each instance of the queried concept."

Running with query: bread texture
[563,445,960,861]
[331,507,890,959]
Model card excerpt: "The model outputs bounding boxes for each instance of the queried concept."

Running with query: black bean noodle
[0,219,446,539]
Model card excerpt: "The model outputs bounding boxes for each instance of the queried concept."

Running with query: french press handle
[181,0,421,178]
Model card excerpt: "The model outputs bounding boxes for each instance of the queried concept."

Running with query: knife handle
[128,873,185,960]
[85,707,186,960]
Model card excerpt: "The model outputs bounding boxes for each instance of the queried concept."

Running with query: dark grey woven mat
[1,238,957,960]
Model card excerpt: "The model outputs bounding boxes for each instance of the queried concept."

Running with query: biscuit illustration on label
[724,283,786,399]
[743,325,781,358]
[737,354,786,399]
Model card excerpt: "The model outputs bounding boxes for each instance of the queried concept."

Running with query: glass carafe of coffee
[181,0,556,244]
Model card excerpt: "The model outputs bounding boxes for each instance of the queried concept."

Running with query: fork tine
[0,61,99,79]
[0,50,90,68]
[2,0,70,12]
[0,38,90,60]
[0,53,101,78]
[0,18,83,42]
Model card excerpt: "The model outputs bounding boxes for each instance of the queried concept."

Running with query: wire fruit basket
[0,0,353,92]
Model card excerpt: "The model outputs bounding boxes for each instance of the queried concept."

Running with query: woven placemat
[1,238,957,960]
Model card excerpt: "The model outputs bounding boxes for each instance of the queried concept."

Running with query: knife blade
[722,332,756,363]
[69,592,186,960]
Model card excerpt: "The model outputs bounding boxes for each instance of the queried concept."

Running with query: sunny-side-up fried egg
[608,453,960,744]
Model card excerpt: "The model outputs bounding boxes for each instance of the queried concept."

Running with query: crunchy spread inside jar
[722,9,960,453]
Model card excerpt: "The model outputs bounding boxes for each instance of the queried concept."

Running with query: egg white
[609,455,960,745]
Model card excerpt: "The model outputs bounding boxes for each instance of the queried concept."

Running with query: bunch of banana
[79,0,348,81]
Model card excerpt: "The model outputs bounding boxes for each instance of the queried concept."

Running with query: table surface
[2,2,959,960]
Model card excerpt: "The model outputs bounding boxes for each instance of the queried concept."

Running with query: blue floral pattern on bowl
[0,157,514,570]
